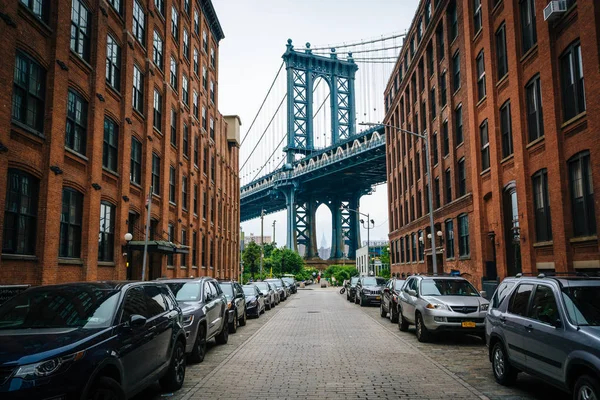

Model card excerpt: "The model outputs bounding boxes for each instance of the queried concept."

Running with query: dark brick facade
[384,0,600,286]
[0,0,240,285]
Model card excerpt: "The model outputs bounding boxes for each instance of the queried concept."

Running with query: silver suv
[486,274,600,399]
[398,275,489,342]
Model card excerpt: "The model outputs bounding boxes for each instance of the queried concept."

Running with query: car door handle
[525,324,534,332]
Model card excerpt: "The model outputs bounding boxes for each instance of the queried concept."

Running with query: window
[170,109,177,146]
[65,89,88,155]
[455,105,463,145]
[103,117,118,172]
[476,50,486,101]
[436,23,445,60]
[153,89,162,132]
[131,0,146,46]
[192,231,198,267]
[458,214,469,256]
[194,10,199,35]
[130,137,142,184]
[529,285,560,325]
[449,1,458,41]
[203,147,208,174]
[151,154,160,194]
[409,160,413,187]
[496,24,508,80]
[98,202,115,262]
[183,0,189,14]
[425,0,431,26]
[411,233,417,262]
[70,0,91,60]
[442,120,449,156]
[425,184,430,213]
[560,41,586,121]
[445,169,452,204]
[432,132,438,165]
[434,177,440,209]
[132,65,143,113]
[202,66,207,90]
[427,44,434,77]
[569,151,596,237]
[508,284,533,317]
[210,48,215,68]
[458,158,466,196]
[193,184,198,214]
[439,71,447,107]
[193,91,199,119]
[532,169,552,242]
[405,236,410,263]
[170,57,178,90]
[452,51,460,92]
[182,175,188,210]
[202,191,207,218]
[400,237,405,263]
[167,224,174,266]
[58,188,82,258]
[169,166,176,203]
[418,61,425,92]
[193,48,199,75]
[154,0,164,16]
[21,0,49,21]
[209,117,215,140]
[106,35,121,90]
[416,152,421,181]
[152,31,164,70]
[491,282,515,309]
[480,120,490,171]
[445,219,455,258]
[3,170,38,255]
[183,123,189,157]
[183,29,190,59]
[473,0,482,33]
[171,6,178,40]
[194,136,199,165]
[526,75,544,142]
[12,52,46,133]
[417,191,422,218]
[210,80,215,103]
[520,0,537,54]
[418,230,424,261]
[497,101,513,159]
[202,30,208,52]
[182,75,189,105]
[210,155,215,182]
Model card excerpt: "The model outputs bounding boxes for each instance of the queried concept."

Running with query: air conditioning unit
[543,1,567,21]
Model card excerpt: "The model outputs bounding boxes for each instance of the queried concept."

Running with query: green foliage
[379,268,391,279]
[262,242,276,258]
[322,265,359,286]
[242,241,261,278]
[380,246,390,266]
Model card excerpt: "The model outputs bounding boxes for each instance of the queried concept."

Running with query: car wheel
[360,295,365,307]
[415,313,432,343]
[189,324,207,363]
[380,302,386,318]
[87,376,126,400]
[491,342,518,386]
[266,301,271,310]
[399,311,409,332]
[239,309,247,327]
[390,304,399,323]
[215,320,229,345]
[159,340,186,392]
[574,375,600,400]
[229,311,238,334]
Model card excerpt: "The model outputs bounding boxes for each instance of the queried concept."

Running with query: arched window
[568,151,596,237]
[60,188,83,258]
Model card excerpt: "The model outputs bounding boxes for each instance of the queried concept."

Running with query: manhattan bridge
[240,34,404,262]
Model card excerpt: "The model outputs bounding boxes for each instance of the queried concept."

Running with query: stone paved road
[140,287,568,400]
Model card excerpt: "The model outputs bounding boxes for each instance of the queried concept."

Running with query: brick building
[0,0,240,285]
[384,0,600,286]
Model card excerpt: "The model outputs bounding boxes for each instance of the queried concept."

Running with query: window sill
[570,236,598,244]
[526,135,545,149]
[18,3,52,36]
[491,0,504,16]
[476,96,487,108]
[496,74,509,88]
[11,120,45,142]
[520,44,538,65]
[69,51,93,73]
[501,154,514,165]
[102,167,119,178]
[106,83,122,100]
[58,258,83,265]
[480,168,491,177]
[65,147,88,163]
[458,255,471,261]
[98,261,116,267]
[446,257,455,261]
[455,141,464,151]
[533,241,553,248]
[167,265,175,269]
[472,28,483,43]
[1,254,38,261]
[132,108,145,121]
[152,193,161,200]
[561,111,587,131]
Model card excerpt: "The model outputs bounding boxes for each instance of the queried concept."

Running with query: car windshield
[219,283,234,299]
[255,283,269,291]
[394,280,406,290]
[243,287,256,296]
[167,282,201,302]
[362,278,386,286]
[0,286,120,329]
[562,285,600,326]
[266,280,282,288]
[282,278,294,284]
[351,277,359,285]
[421,279,480,296]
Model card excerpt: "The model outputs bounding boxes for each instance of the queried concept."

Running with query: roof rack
[516,271,594,279]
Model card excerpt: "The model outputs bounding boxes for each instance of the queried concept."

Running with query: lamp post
[345,207,375,275]
[360,122,438,275]
[260,209,265,276]
[272,220,276,244]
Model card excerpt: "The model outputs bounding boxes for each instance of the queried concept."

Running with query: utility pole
[272,220,276,244]
[260,209,265,276]
[141,186,153,281]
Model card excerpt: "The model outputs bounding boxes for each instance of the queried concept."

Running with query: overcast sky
[213,0,419,248]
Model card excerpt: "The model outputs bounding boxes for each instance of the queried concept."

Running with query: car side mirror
[129,314,147,329]
[479,290,487,298]
[407,289,417,297]
[258,292,264,297]
[553,319,562,328]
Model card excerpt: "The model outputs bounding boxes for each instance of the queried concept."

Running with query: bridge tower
[279,40,363,261]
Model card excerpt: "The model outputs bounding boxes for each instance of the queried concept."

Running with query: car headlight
[250,300,258,306]
[480,304,489,312]
[426,303,448,310]
[182,314,194,325]
[14,351,85,380]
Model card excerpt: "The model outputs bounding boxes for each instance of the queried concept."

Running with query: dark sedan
[381,278,406,322]
[242,285,265,317]
[355,276,387,306]
[346,276,359,302]
[218,281,247,333]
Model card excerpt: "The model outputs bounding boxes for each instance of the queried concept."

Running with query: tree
[380,246,390,266]
[242,241,261,279]
[263,242,276,258]
[268,247,304,276]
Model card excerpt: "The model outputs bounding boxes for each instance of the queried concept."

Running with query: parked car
[265,279,287,301]
[398,275,489,343]
[354,276,387,306]
[254,281,276,309]
[346,276,360,302]
[242,285,265,317]
[486,274,600,399]
[165,278,229,363]
[282,277,297,294]
[0,281,187,399]
[381,278,406,322]
[218,280,247,333]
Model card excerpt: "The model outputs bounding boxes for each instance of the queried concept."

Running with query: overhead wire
[308,32,406,51]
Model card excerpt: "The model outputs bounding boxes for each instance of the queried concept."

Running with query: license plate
[375,296,381,300]
[462,321,476,328]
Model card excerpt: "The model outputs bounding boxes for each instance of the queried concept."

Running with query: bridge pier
[281,184,297,250]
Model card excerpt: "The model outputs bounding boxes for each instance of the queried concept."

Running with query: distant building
[356,242,389,276]
[244,234,272,246]
[318,233,330,260]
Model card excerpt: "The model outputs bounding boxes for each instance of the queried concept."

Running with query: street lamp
[345,207,375,275]
[360,121,439,275]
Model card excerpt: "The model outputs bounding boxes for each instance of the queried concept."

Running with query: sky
[212,0,419,248]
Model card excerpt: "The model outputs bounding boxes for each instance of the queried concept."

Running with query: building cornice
[199,0,225,42]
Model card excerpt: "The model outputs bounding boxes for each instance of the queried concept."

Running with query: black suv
[380,278,405,322]
[0,281,187,399]
[218,280,247,333]
[346,276,359,302]
[355,276,387,306]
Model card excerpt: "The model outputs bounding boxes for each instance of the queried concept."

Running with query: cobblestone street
[141,287,569,400]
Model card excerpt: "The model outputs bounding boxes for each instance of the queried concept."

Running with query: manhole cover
[307,311,320,314]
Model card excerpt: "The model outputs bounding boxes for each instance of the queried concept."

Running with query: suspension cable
[314,44,402,55]
[309,32,406,51]
[251,135,287,182]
